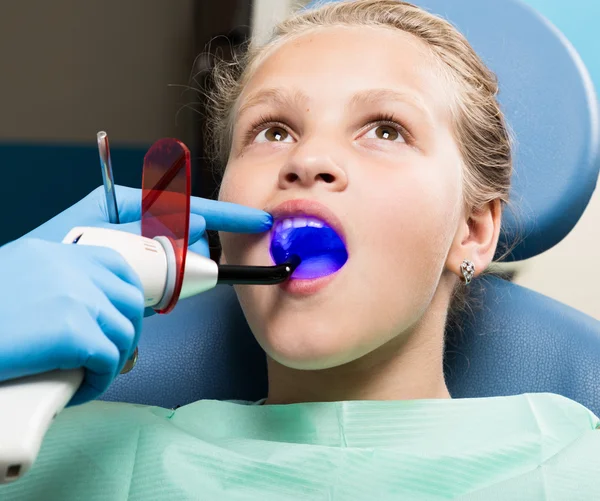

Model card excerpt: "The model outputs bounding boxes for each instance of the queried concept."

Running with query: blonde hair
[203,0,515,332]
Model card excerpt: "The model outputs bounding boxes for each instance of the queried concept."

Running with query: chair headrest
[305,0,600,261]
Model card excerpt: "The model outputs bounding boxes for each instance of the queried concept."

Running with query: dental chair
[101,0,600,415]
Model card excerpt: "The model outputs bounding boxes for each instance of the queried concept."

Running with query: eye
[254,126,294,144]
[363,124,405,143]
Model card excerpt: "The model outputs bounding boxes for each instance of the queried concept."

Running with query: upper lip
[267,199,347,244]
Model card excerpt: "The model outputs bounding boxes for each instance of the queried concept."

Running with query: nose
[278,140,348,192]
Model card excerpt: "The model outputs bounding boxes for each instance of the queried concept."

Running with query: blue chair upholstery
[102,0,600,415]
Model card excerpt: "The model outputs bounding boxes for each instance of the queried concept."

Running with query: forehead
[239,25,453,121]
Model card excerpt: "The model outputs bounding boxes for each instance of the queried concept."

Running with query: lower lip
[279,271,339,295]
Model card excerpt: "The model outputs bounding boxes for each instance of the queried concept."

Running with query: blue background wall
[0,143,147,243]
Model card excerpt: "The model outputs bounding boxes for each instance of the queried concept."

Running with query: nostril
[283,172,336,184]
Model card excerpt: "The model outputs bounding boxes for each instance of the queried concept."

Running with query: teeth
[276,216,327,231]
[292,217,307,228]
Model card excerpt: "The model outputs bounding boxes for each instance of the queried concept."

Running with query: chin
[255,319,365,371]
[267,349,352,371]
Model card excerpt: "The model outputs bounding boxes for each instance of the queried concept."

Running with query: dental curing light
[63,226,301,307]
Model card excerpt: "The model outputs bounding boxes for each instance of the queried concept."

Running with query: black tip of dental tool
[217,255,301,285]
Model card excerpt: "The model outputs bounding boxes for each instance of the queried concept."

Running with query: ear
[445,199,502,281]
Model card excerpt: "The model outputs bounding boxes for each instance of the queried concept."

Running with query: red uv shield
[141,138,191,314]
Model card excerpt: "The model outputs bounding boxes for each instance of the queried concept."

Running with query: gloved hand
[24,185,272,257]
[24,185,273,316]
[24,185,209,255]
[0,238,145,406]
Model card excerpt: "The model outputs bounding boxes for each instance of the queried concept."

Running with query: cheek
[357,165,461,302]
[218,165,272,264]
[219,151,279,206]
[218,167,253,206]
[377,178,457,248]
[367,165,458,233]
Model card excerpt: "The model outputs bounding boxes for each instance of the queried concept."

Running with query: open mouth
[270,216,348,280]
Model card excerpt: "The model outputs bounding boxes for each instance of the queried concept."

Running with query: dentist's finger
[190,196,273,233]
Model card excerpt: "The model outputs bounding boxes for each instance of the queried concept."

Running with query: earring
[460,259,475,285]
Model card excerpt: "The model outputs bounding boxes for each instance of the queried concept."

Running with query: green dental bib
[1,393,598,500]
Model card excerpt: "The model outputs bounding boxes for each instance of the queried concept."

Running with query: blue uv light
[270,224,348,279]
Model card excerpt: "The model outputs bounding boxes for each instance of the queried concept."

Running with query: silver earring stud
[460,259,475,285]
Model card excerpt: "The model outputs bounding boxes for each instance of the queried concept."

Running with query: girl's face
[219,26,467,370]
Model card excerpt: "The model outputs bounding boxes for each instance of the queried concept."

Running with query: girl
[2,1,598,499]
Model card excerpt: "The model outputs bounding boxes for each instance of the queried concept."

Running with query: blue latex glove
[26,185,205,255]
[25,185,273,315]
[0,238,145,406]
[25,184,273,255]
[0,189,271,405]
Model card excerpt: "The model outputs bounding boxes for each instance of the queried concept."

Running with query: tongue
[270,226,348,279]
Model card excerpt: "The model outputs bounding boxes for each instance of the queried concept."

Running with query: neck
[264,310,451,405]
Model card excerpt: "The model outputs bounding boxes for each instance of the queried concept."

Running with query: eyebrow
[235,86,433,124]
[348,88,433,123]
[236,88,309,122]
